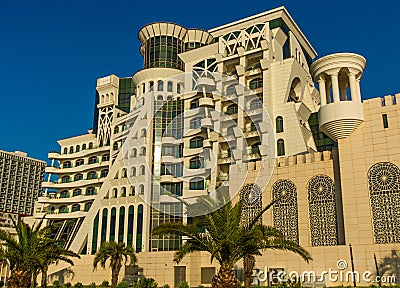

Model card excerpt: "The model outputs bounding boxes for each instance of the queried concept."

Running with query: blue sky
[0,0,398,162]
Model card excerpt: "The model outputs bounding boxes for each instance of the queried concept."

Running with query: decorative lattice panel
[272,180,299,243]
[368,162,400,244]
[308,175,338,246]
[240,184,262,226]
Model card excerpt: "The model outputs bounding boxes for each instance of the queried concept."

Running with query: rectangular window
[382,114,389,128]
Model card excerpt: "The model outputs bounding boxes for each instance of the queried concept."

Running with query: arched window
[190,178,204,190]
[101,208,108,243]
[140,165,145,175]
[240,184,262,225]
[60,190,69,198]
[76,159,84,167]
[190,136,203,149]
[113,142,119,151]
[87,171,97,180]
[288,78,301,102]
[59,205,68,213]
[368,162,400,243]
[141,129,146,137]
[61,176,70,183]
[142,83,145,94]
[102,154,110,162]
[131,167,136,177]
[86,187,96,196]
[72,204,80,212]
[114,126,119,134]
[136,205,143,252]
[251,142,260,154]
[140,147,146,156]
[88,156,98,164]
[89,142,93,149]
[69,146,74,154]
[110,207,116,242]
[76,145,80,152]
[149,81,154,91]
[189,156,204,169]
[84,202,92,212]
[122,168,127,178]
[226,104,238,115]
[121,187,127,197]
[62,161,72,168]
[157,94,163,101]
[101,169,108,178]
[190,118,201,129]
[118,207,125,243]
[190,98,199,109]
[48,205,55,213]
[272,180,299,243]
[63,147,68,154]
[276,116,284,133]
[167,81,173,92]
[112,188,118,198]
[139,185,144,195]
[308,175,338,246]
[167,95,172,100]
[177,83,181,94]
[277,139,285,156]
[74,174,83,181]
[249,78,263,89]
[73,189,82,197]
[127,206,134,246]
[249,99,262,110]
[131,148,137,158]
[82,144,87,150]
[226,84,236,95]
[158,80,164,91]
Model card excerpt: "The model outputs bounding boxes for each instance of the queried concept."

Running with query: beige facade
[34,6,400,288]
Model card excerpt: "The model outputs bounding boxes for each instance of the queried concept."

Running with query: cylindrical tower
[310,53,366,141]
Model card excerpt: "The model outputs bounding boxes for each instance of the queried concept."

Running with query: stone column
[330,73,340,102]
[318,78,327,106]
[349,73,358,102]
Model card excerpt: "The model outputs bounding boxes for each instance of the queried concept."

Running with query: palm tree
[152,195,312,288]
[0,216,80,288]
[93,242,137,288]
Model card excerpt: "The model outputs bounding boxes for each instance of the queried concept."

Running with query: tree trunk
[212,267,238,288]
[111,267,119,288]
[31,270,38,288]
[244,255,256,288]
[7,270,31,288]
[41,266,48,288]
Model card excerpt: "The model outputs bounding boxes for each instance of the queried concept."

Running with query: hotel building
[34,7,400,287]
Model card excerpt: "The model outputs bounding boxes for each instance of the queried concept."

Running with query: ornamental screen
[239,184,262,226]
[368,162,400,244]
[308,175,338,246]
[272,180,299,243]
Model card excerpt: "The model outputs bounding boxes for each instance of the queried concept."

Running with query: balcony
[199,97,214,107]
[243,146,261,161]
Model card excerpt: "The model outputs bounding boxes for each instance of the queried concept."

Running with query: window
[114,126,119,134]
[76,145,80,152]
[59,205,68,213]
[73,189,82,197]
[131,148,137,157]
[112,188,118,198]
[74,174,83,181]
[62,161,72,168]
[161,163,183,177]
[139,184,144,195]
[383,114,389,128]
[141,129,146,137]
[82,144,87,150]
[118,207,125,243]
[86,187,96,195]
[60,190,69,198]
[167,95,172,100]
[76,159,84,167]
[63,147,67,154]
[190,98,199,109]
[251,143,260,154]
[87,171,97,180]
[61,176,70,183]
[140,147,146,156]
[190,157,204,169]
[249,78,263,89]
[84,202,92,211]
[69,146,74,154]
[88,156,98,164]
[226,104,238,115]
[161,182,182,196]
[110,207,116,241]
[72,204,80,212]
[89,142,93,149]
[142,83,145,94]
[122,168,127,178]
[130,186,136,196]
[101,169,108,178]
[140,165,145,175]
[167,81,173,92]
[276,116,284,133]
[131,167,136,176]
[190,137,203,149]
[157,95,163,101]
[249,99,262,110]
[121,187,127,197]
[149,81,154,91]
[158,80,164,91]
[277,139,285,156]
[227,126,235,136]
[113,143,119,151]
[190,178,205,190]
[102,154,110,162]
[226,84,236,95]
[190,118,201,129]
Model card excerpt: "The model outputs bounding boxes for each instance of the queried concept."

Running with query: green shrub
[88,283,96,288]
[178,281,189,288]
[101,280,110,287]
[74,282,83,288]
[0,280,4,288]
[163,284,171,288]
[64,283,72,288]
[134,277,158,288]
[53,280,61,288]
[116,282,129,288]
[198,285,205,288]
